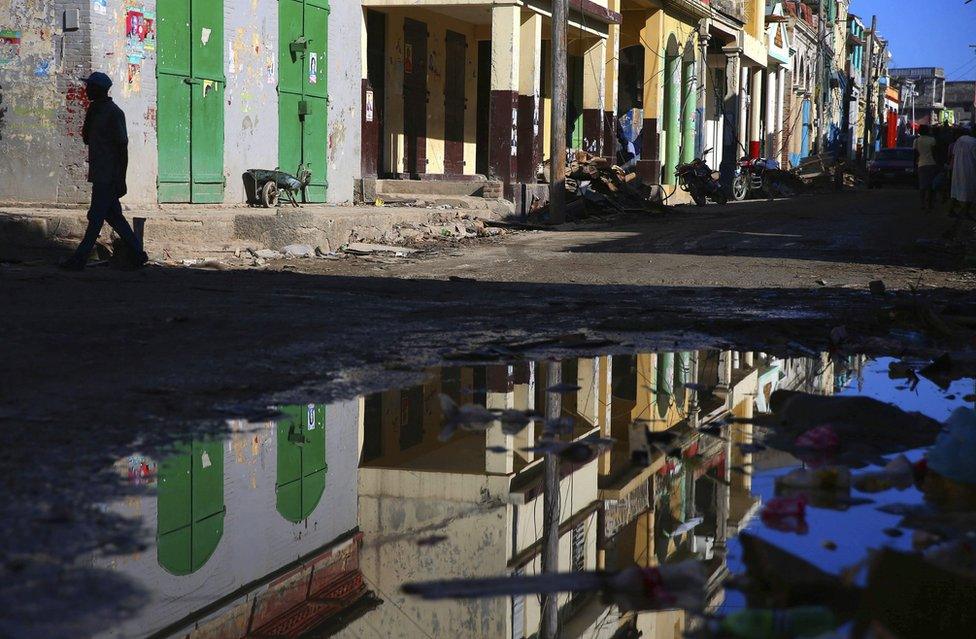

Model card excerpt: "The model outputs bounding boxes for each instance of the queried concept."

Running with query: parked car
[867,148,916,188]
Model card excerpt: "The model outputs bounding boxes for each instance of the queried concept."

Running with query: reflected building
[83,349,839,639]
[347,350,765,639]
[90,400,368,639]
[346,361,611,638]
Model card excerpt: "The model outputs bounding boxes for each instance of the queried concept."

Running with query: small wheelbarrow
[243,165,312,208]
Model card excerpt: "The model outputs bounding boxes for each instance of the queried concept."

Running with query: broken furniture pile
[532,151,662,222]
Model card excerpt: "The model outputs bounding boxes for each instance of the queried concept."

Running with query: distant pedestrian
[913,125,938,211]
[949,123,976,221]
[60,72,147,271]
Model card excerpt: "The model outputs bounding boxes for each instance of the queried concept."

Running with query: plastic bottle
[719,607,837,638]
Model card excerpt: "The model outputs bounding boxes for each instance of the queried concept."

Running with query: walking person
[948,123,976,221]
[60,72,147,271]
[913,125,938,211]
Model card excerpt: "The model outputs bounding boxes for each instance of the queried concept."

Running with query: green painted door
[157,440,225,575]
[567,55,584,150]
[279,0,329,202]
[157,0,225,203]
[276,404,327,522]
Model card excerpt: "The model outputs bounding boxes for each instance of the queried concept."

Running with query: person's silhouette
[60,72,147,270]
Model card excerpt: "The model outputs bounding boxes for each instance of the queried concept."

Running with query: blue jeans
[71,182,142,262]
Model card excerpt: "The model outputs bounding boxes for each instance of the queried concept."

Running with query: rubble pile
[533,151,663,223]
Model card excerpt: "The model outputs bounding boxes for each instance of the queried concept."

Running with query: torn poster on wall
[125,8,156,64]
[0,30,22,66]
[93,0,108,15]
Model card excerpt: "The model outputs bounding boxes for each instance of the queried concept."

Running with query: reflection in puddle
[85,350,973,638]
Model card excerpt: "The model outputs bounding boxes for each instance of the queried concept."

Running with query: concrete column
[743,351,755,368]
[717,350,733,392]
[577,357,600,427]
[687,351,700,429]
[598,356,613,476]
[720,49,742,185]
[681,54,697,165]
[603,1,621,159]
[486,365,515,474]
[695,27,711,158]
[517,13,543,183]
[750,67,764,158]
[663,52,682,185]
[637,12,664,185]
[583,39,607,155]
[765,69,776,158]
[776,67,787,163]
[488,6,521,196]
[738,64,750,160]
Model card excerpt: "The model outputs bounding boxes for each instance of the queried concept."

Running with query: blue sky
[850,0,976,80]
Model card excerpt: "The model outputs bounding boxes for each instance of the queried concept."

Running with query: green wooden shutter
[278,0,329,203]
[303,0,329,201]
[276,404,327,523]
[157,0,224,203]
[189,0,225,203]
[157,440,225,575]
[157,0,192,202]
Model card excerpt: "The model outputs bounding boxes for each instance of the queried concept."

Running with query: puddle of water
[21,351,976,638]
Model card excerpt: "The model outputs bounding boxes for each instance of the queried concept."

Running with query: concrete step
[0,203,510,261]
[370,178,500,198]
[376,195,514,216]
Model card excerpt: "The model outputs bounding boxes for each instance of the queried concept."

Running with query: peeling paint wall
[0,0,88,204]
[327,0,361,203]
[224,0,277,204]
[3,0,362,207]
[91,0,158,205]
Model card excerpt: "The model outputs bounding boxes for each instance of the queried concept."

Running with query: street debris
[281,243,315,258]
[343,242,420,256]
[531,151,665,222]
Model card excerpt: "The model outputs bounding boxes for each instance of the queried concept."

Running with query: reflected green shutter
[276,404,327,522]
[157,440,225,575]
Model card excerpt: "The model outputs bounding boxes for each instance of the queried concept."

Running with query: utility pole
[540,361,562,639]
[861,15,877,166]
[814,0,827,154]
[549,0,568,224]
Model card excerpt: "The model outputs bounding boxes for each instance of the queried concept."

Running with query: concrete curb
[0,203,513,259]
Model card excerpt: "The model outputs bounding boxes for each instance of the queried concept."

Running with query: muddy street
[2,188,976,638]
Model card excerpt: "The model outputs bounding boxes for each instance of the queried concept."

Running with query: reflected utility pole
[549,0,568,224]
[541,361,561,639]
[862,15,877,166]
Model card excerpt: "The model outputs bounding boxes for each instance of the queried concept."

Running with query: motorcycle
[675,149,727,206]
[732,156,801,201]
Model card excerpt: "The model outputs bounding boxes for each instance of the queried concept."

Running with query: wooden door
[363,10,386,177]
[443,30,467,175]
[403,19,428,176]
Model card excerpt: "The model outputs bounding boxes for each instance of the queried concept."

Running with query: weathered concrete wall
[90,0,158,206]
[224,0,277,204]
[327,0,362,202]
[3,0,361,207]
[0,0,88,204]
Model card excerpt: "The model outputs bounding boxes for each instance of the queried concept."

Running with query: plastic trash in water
[761,495,809,534]
[927,408,976,485]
